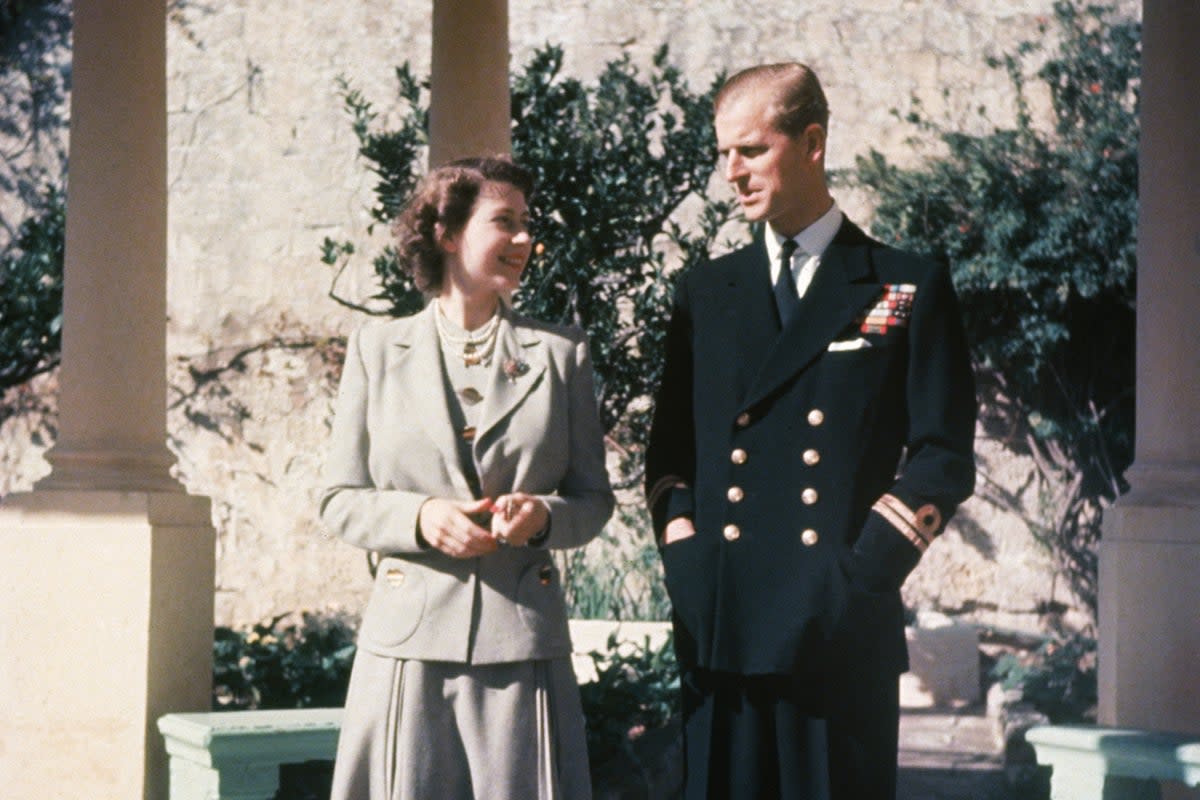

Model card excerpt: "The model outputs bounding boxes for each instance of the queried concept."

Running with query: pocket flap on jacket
[359,559,428,648]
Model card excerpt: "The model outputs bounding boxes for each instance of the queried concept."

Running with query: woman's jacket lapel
[385,303,549,500]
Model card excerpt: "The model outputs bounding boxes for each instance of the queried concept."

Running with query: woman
[321,156,614,800]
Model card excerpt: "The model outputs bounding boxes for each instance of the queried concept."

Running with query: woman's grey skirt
[329,651,592,800]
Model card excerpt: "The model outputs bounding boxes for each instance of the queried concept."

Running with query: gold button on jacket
[802,448,820,466]
[727,486,745,503]
[723,524,741,541]
[801,529,819,546]
[801,487,819,505]
[807,408,825,426]
[730,448,748,464]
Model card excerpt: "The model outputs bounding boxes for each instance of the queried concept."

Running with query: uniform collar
[764,202,844,265]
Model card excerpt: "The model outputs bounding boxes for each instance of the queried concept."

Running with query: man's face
[714,92,822,237]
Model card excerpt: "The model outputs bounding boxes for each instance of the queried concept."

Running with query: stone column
[0,2,215,799]
[42,0,174,493]
[429,0,511,165]
[1098,0,1200,738]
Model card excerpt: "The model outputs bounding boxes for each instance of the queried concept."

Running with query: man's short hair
[715,63,830,137]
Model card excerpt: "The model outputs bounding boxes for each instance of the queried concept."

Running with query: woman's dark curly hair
[392,156,534,292]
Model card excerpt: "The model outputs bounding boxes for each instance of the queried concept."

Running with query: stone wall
[5,0,1137,628]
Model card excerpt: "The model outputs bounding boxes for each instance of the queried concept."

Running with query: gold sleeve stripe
[872,494,945,553]
[647,475,690,513]
[871,499,930,553]
[876,494,944,541]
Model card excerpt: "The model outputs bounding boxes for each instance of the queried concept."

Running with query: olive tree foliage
[0,0,69,392]
[0,1,208,396]
[322,45,734,487]
[848,1,1139,618]
[0,185,63,390]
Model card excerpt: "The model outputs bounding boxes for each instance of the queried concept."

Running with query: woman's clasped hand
[417,493,550,556]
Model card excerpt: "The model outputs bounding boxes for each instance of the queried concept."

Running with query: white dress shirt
[765,203,844,300]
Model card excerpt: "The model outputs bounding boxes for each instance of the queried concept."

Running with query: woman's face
[441,181,532,300]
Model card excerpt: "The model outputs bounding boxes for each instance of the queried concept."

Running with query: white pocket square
[827,337,872,352]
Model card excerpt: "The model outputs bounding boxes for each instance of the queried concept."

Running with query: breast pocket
[827,336,873,352]
[358,559,428,648]
[818,335,903,409]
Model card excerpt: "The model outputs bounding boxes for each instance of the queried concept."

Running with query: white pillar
[1098,0,1200,737]
[42,0,175,492]
[0,2,215,798]
[429,0,511,166]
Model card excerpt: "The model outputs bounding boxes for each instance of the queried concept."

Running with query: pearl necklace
[434,301,501,367]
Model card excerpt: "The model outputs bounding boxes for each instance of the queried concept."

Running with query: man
[645,63,976,799]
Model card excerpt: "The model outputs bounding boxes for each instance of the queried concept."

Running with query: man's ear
[803,123,827,161]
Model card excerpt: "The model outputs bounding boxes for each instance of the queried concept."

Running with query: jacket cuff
[648,477,694,535]
[852,493,945,591]
[527,498,552,547]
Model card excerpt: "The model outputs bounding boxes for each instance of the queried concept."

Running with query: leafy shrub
[991,632,1097,723]
[558,506,672,621]
[579,631,680,771]
[1,0,69,392]
[848,0,1140,617]
[212,611,357,711]
[560,535,671,622]
[0,0,52,36]
[0,186,64,390]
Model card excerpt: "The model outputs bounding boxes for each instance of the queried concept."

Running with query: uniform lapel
[694,242,778,421]
[741,221,882,411]
[729,241,777,362]
[472,311,547,453]
[387,304,472,495]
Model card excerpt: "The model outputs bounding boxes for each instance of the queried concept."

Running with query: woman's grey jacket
[321,303,615,664]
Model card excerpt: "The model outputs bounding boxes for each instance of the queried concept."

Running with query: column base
[39,445,182,493]
[1099,466,1200,734]
[0,489,215,800]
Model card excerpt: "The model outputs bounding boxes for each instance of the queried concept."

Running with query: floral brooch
[502,357,530,382]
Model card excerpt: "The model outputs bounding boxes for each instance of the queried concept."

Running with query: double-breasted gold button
[727,486,745,503]
[723,524,741,542]
[735,412,752,428]
[731,448,748,465]
[801,487,819,505]
[808,409,825,426]
[802,448,821,466]
[385,569,406,587]
[801,529,819,546]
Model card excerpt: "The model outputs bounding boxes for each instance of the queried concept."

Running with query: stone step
[898,710,1045,800]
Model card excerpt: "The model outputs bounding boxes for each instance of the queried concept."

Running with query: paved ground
[898,709,1048,800]
[589,706,1051,799]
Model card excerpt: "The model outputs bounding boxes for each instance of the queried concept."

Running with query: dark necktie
[774,238,800,327]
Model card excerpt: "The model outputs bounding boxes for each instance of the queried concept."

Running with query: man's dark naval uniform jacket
[645,218,976,687]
